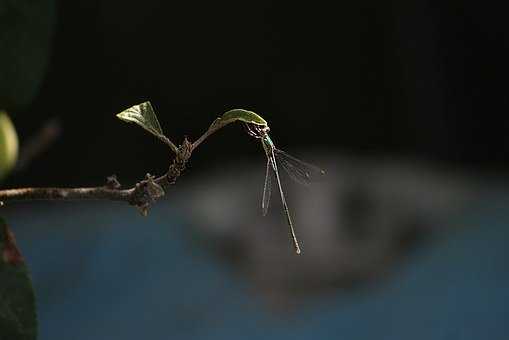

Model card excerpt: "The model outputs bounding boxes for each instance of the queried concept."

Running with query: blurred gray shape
[2,155,507,340]
[173,152,480,304]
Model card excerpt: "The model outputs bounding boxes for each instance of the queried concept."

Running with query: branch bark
[191,117,236,151]
[0,138,193,215]
[0,186,132,202]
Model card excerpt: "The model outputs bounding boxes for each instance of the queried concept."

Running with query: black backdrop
[7,1,509,187]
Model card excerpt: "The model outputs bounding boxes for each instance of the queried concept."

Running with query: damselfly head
[244,123,270,139]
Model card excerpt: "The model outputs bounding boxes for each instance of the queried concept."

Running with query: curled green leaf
[192,109,269,150]
[214,109,268,128]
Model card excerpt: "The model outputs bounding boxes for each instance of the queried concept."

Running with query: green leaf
[192,109,270,150]
[116,101,165,138]
[0,0,56,110]
[0,217,37,340]
[215,109,268,128]
[0,111,18,180]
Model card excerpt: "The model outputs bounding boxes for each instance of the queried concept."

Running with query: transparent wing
[274,148,325,186]
[262,158,273,216]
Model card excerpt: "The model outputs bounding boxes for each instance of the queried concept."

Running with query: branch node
[166,137,193,184]
[0,114,216,212]
[128,174,165,216]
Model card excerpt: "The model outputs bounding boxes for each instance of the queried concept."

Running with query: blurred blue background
[2,185,509,340]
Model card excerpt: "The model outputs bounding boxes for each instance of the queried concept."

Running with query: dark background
[6,1,509,187]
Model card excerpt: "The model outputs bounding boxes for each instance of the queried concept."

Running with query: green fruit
[0,111,18,180]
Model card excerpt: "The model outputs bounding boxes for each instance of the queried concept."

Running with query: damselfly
[244,123,325,254]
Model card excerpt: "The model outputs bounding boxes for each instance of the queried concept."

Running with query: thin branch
[0,99,235,216]
[0,138,193,215]
[158,134,179,154]
[0,186,133,202]
[1,103,229,211]
[0,94,256,215]
[191,117,236,151]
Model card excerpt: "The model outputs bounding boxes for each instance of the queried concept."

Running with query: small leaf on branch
[116,101,178,153]
[116,101,165,139]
